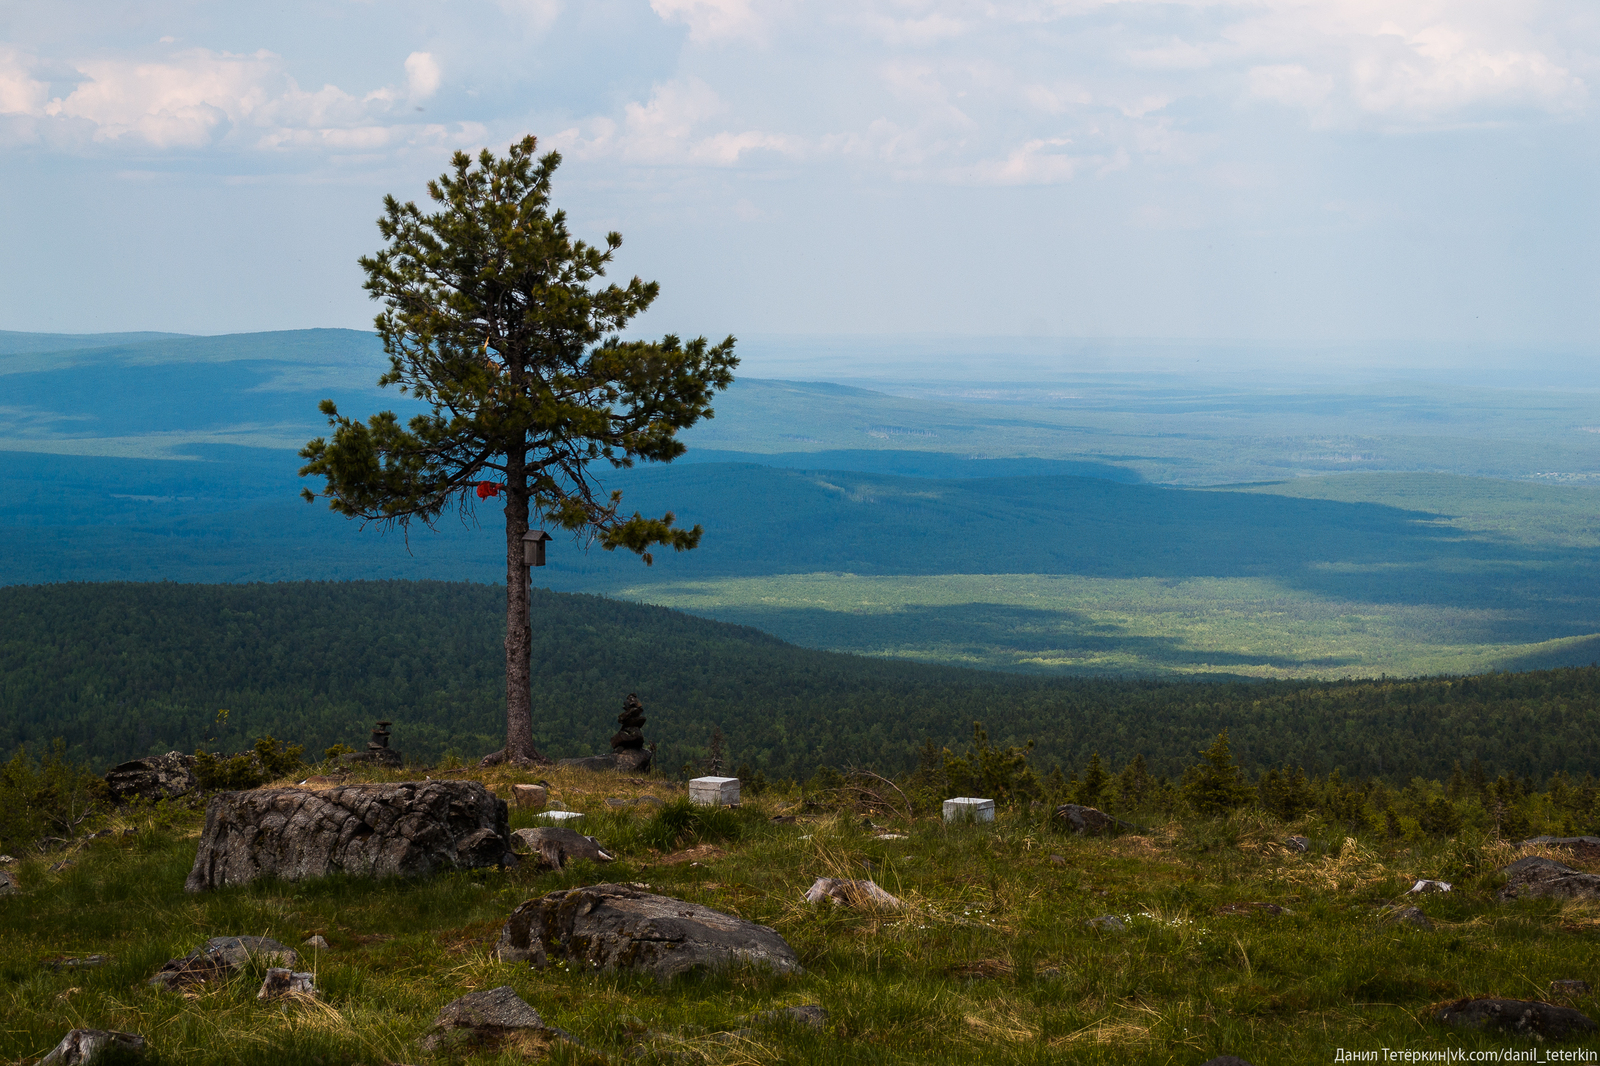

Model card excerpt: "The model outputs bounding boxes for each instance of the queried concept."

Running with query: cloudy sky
[1,0,1595,354]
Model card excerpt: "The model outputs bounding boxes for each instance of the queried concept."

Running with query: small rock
[1434,997,1597,1041]
[1055,804,1126,836]
[150,935,299,990]
[495,882,802,980]
[421,985,545,1052]
[1048,854,1066,866]
[43,956,111,971]
[258,967,317,1000]
[803,877,901,909]
[750,1004,828,1029]
[0,854,15,864]
[1087,914,1125,932]
[512,784,548,809]
[1552,980,1592,1001]
[1499,856,1600,903]
[510,827,614,869]
[303,935,330,951]
[38,1029,146,1065]
[1382,906,1433,930]
[0,869,17,896]
[1284,836,1310,853]
[1409,879,1452,894]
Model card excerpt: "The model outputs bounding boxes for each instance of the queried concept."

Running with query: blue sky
[1,0,1595,355]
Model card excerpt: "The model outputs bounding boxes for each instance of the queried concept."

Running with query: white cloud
[552,78,801,165]
[650,0,766,43]
[404,52,441,103]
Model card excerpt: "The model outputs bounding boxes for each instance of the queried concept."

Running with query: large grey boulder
[150,936,298,990]
[104,752,196,803]
[509,827,614,869]
[1434,997,1596,1041]
[495,882,802,981]
[38,1029,145,1065]
[1498,856,1600,903]
[184,781,513,893]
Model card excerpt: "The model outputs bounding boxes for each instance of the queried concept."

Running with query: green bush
[0,741,102,852]
[193,736,304,791]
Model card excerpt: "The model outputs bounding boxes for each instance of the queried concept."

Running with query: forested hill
[5,580,1600,783]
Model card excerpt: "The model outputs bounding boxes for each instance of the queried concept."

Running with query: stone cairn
[610,695,653,774]
[340,721,402,768]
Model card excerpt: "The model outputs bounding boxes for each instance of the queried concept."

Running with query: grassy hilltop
[4,761,1600,1065]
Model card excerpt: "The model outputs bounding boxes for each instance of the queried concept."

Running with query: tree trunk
[493,444,545,766]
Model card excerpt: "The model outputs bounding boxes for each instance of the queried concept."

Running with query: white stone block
[689,776,740,806]
[534,810,585,824]
[942,797,995,824]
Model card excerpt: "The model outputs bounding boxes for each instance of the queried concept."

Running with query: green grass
[5,768,1600,1064]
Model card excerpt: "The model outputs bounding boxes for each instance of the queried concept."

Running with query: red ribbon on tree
[475,481,502,499]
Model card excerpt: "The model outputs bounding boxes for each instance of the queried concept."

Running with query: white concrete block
[689,776,741,806]
[942,797,995,824]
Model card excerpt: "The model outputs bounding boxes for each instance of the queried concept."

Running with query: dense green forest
[5,580,1600,784]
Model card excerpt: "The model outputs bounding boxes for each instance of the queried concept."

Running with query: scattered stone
[43,955,111,971]
[1434,997,1597,1041]
[38,1029,146,1065]
[0,869,16,896]
[257,967,317,1000]
[511,827,615,869]
[1382,906,1433,930]
[511,783,548,810]
[1048,854,1066,866]
[749,1004,828,1029]
[420,985,545,1052]
[339,720,402,768]
[303,935,330,951]
[1409,879,1452,894]
[1552,980,1592,1001]
[150,936,298,990]
[1499,856,1600,903]
[943,797,995,824]
[495,882,803,980]
[689,777,740,807]
[1087,914,1125,932]
[183,780,514,892]
[1284,836,1310,853]
[1216,902,1286,917]
[803,877,901,909]
[104,751,197,803]
[1054,804,1129,836]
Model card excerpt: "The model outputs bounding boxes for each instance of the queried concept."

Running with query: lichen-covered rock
[257,967,317,1000]
[494,882,802,981]
[1498,856,1600,903]
[1434,997,1596,1041]
[150,936,298,990]
[183,781,513,893]
[420,986,547,1052]
[38,1029,146,1065]
[802,877,901,909]
[104,752,197,803]
[510,827,614,869]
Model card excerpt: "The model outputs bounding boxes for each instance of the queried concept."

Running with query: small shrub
[639,797,743,851]
[323,743,356,761]
[193,736,304,790]
[0,741,101,851]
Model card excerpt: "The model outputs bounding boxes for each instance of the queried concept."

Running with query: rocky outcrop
[38,1029,146,1065]
[1433,997,1596,1041]
[1498,856,1600,902]
[183,781,513,893]
[494,882,802,981]
[420,986,555,1052]
[510,827,614,869]
[150,936,298,990]
[104,752,196,803]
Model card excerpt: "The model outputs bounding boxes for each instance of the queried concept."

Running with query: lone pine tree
[299,135,736,765]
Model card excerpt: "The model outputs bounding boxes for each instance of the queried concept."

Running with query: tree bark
[493,442,545,766]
